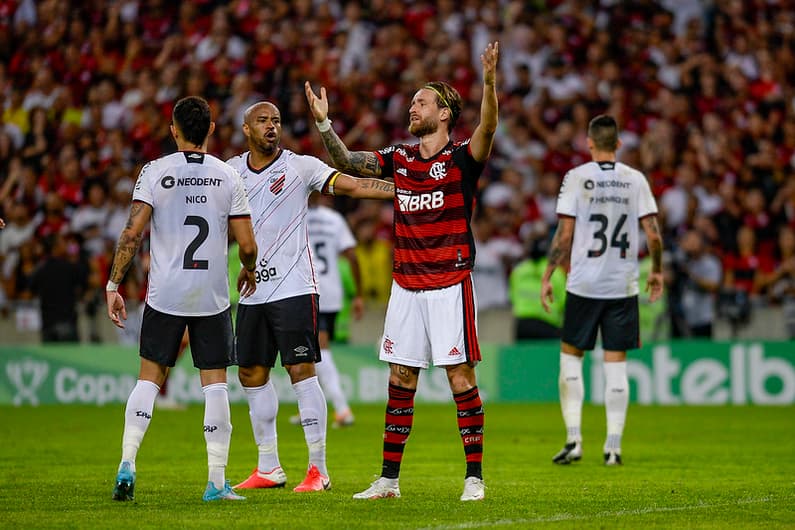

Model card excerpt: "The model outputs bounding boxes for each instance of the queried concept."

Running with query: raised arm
[640,215,664,303]
[470,42,499,163]
[305,81,382,177]
[540,216,575,313]
[106,200,152,327]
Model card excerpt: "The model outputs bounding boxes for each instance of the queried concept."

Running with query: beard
[409,117,438,138]
[252,134,279,155]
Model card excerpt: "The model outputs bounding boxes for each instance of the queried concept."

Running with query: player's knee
[238,365,269,387]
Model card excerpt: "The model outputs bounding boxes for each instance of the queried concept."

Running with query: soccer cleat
[352,477,401,499]
[112,461,136,501]
[233,467,287,489]
[460,476,485,501]
[293,464,330,492]
[332,410,355,429]
[604,451,623,466]
[552,441,582,464]
[203,480,246,501]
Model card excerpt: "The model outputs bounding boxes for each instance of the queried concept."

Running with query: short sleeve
[230,169,251,217]
[298,154,336,193]
[374,145,396,179]
[555,170,577,217]
[132,161,154,206]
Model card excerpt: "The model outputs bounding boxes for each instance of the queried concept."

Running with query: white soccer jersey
[307,204,357,312]
[226,149,335,304]
[556,160,658,299]
[132,151,251,316]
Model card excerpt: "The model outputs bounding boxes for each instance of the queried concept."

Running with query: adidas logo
[448,347,462,357]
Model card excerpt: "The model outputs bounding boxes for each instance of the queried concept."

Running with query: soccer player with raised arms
[227,101,394,493]
[541,115,664,466]
[305,41,499,501]
[106,96,258,501]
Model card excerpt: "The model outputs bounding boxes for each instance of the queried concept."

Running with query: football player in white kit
[105,96,258,502]
[228,101,393,493]
[541,115,664,466]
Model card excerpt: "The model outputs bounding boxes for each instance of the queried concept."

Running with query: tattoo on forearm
[548,228,571,268]
[363,179,394,193]
[320,129,352,169]
[109,232,142,284]
[110,203,146,283]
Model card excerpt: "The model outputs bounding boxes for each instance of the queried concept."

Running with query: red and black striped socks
[454,386,484,479]
[381,383,415,479]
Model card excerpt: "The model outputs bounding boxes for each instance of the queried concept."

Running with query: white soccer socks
[293,376,328,476]
[243,380,282,472]
[603,361,628,454]
[559,353,584,443]
[203,382,232,488]
[315,349,350,416]
[120,379,160,470]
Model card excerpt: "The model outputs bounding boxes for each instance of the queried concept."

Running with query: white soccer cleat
[460,477,485,501]
[552,441,582,464]
[352,477,401,499]
[604,451,623,466]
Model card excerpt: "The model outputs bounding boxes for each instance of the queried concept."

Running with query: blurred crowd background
[1,0,795,345]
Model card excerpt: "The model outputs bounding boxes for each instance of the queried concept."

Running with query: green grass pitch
[1,403,793,528]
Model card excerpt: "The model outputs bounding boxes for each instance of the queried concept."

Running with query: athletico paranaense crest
[270,174,286,194]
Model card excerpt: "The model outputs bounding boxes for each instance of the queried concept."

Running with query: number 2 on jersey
[183,215,209,270]
[587,213,629,259]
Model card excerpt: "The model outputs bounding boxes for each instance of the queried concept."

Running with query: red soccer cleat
[292,464,330,492]
[233,467,287,489]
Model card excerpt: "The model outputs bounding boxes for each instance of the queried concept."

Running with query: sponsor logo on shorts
[383,337,394,355]
[449,346,462,356]
[293,345,309,356]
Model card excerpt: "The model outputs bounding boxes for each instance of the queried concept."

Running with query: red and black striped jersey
[374,139,485,291]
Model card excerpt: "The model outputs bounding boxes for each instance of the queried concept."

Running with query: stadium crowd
[1,0,795,343]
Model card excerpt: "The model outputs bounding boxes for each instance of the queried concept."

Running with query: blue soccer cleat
[203,480,247,501]
[112,461,136,501]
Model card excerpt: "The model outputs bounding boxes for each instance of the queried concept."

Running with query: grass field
[1,403,793,529]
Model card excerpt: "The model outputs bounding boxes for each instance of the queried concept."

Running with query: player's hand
[481,41,499,86]
[645,271,664,303]
[540,279,554,313]
[238,268,257,298]
[0,217,5,229]
[106,291,127,329]
[352,295,364,320]
[304,81,329,122]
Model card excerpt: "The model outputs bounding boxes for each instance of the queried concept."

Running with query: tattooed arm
[106,200,152,328]
[641,214,664,303]
[305,81,383,177]
[540,217,574,313]
[323,171,394,200]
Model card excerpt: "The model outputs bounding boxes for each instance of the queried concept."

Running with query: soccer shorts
[562,291,640,351]
[378,278,481,369]
[139,304,234,369]
[318,311,338,340]
[235,293,321,368]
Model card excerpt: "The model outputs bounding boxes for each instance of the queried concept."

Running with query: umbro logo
[294,345,309,356]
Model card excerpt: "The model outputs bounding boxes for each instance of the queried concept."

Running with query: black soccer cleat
[552,441,582,464]
[604,451,623,466]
